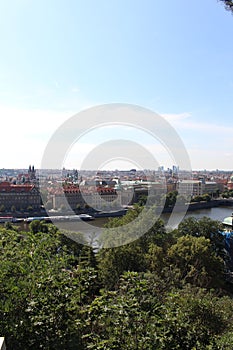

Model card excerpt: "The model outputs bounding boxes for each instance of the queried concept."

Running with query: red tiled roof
[49,185,118,196]
[0,181,35,193]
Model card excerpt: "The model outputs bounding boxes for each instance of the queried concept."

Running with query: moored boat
[0,216,14,223]
[24,214,94,223]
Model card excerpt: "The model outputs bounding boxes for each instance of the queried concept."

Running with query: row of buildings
[48,178,227,212]
[0,166,233,214]
[177,179,224,198]
[0,181,41,212]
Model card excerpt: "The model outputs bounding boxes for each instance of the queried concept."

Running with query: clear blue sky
[0,0,233,170]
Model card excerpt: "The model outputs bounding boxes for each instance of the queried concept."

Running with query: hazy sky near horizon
[0,0,233,170]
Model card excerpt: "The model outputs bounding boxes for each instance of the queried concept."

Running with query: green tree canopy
[0,226,98,349]
[167,235,225,288]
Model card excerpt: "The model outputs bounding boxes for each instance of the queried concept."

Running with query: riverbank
[161,199,233,214]
[1,199,233,223]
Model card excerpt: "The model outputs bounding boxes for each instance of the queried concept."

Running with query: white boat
[24,214,94,223]
[0,216,14,223]
[78,214,95,221]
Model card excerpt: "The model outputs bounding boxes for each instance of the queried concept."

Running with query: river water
[53,206,233,247]
[7,206,233,237]
[161,206,233,225]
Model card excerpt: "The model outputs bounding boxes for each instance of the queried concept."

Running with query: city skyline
[0,1,233,170]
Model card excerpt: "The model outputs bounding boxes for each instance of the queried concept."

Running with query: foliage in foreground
[1,215,233,349]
